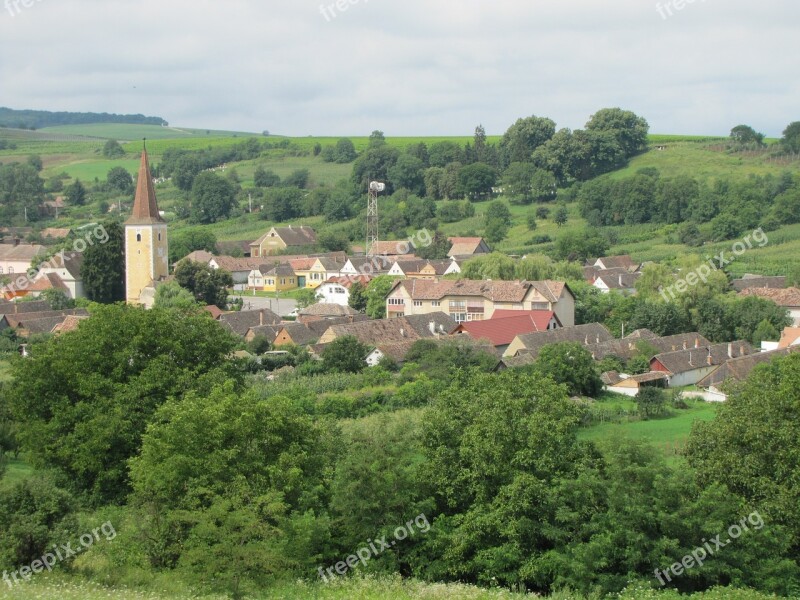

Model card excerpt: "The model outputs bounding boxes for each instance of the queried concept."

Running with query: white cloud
[0,0,798,136]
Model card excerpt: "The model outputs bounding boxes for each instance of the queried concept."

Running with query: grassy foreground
[0,575,782,600]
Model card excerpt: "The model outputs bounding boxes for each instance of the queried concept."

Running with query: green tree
[190,172,237,224]
[485,217,509,244]
[348,280,368,312]
[555,228,609,262]
[321,336,370,373]
[26,154,43,171]
[585,107,649,158]
[262,186,303,222]
[730,124,765,146]
[526,212,538,231]
[254,166,280,188]
[635,387,667,419]
[81,221,125,303]
[8,304,238,504]
[502,161,538,204]
[554,203,568,226]
[169,227,218,265]
[39,288,74,310]
[295,287,319,309]
[687,353,800,550]
[460,252,517,280]
[368,130,386,148]
[106,166,134,195]
[535,342,602,397]
[752,319,779,347]
[65,178,87,206]
[365,275,397,319]
[781,121,800,152]
[388,154,425,196]
[458,163,497,201]
[174,260,233,309]
[282,169,310,189]
[334,138,358,163]
[102,139,125,158]
[153,281,199,311]
[416,230,451,260]
[499,115,557,165]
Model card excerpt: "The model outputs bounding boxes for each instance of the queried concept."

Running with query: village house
[296,302,364,324]
[316,275,372,306]
[273,322,320,347]
[369,241,418,258]
[591,255,639,271]
[317,312,457,346]
[244,324,284,344]
[447,237,491,259]
[586,331,711,362]
[36,251,85,299]
[650,341,755,388]
[386,259,460,280]
[591,270,642,295]
[600,371,669,397]
[387,279,575,327]
[218,308,282,336]
[732,274,787,292]
[697,347,800,400]
[0,242,46,278]
[249,226,317,257]
[738,287,800,326]
[503,322,614,359]
[453,310,562,354]
[778,327,800,349]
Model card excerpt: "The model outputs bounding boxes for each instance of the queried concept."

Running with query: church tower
[125,145,168,306]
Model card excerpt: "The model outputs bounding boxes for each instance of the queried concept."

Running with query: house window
[136,234,142,242]
[453,312,467,323]
[388,298,405,305]
[158,233,162,241]
[335,287,346,294]
[8,267,13,274]
[268,279,274,285]
[531,302,549,311]
[0,267,3,274]
[414,301,423,307]
[281,278,286,285]
[432,301,440,307]
[467,313,484,321]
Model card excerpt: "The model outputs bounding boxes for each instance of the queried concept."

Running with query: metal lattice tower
[366,181,384,256]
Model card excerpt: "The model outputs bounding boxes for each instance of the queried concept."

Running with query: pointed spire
[126,143,164,225]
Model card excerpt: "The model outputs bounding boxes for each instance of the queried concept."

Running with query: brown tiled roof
[219,308,282,336]
[215,240,252,255]
[595,255,636,270]
[511,323,614,359]
[40,228,72,239]
[261,264,296,277]
[277,323,319,346]
[126,150,164,225]
[324,312,457,346]
[211,256,267,273]
[371,241,415,256]
[299,303,360,317]
[500,353,537,369]
[594,271,642,290]
[447,237,489,256]
[738,287,800,307]
[44,251,83,279]
[27,273,69,292]
[0,300,51,314]
[178,250,215,266]
[289,258,317,270]
[392,278,556,303]
[252,226,317,248]
[778,327,800,349]
[652,341,755,375]
[203,305,224,320]
[732,276,787,291]
[244,324,284,342]
[0,243,46,262]
[698,347,800,388]
[322,275,372,289]
[51,314,88,334]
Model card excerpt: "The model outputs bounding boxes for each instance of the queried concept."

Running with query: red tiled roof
[455,314,549,347]
[490,310,558,330]
[738,287,800,307]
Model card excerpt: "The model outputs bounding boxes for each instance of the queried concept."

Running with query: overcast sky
[1,0,798,137]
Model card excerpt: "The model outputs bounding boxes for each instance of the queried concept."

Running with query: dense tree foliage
[173,260,234,309]
[81,220,125,303]
[7,305,239,504]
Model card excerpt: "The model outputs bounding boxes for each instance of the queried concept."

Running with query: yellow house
[249,226,317,257]
[306,258,344,289]
[260,264,298,292]
[125,148,169,307]
[289,258,317,289]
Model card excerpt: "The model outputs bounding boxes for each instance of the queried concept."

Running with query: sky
[0,0,798,137]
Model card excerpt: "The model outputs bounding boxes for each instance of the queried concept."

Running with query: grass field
[579,399,718,464]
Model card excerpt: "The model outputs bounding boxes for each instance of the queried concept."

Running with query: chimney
[259,311,263,326]
[683,340,687,350]
[400,327,405,337]
[695,338,700,348]
[740,344,745,355]
[689,351,694,367]
[429,321,436,335]
[728,343,733,359]
[596,335,600,343]
[619,274,623,287]
[585,335,589,345]
[707,348,713,366]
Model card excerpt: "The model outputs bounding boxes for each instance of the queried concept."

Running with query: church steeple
[127,142,163,225]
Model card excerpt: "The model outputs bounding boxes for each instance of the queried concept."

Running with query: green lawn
[0,456,34,491]
[579,399,718,462]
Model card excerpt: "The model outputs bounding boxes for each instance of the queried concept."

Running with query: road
[229,293,298,318]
